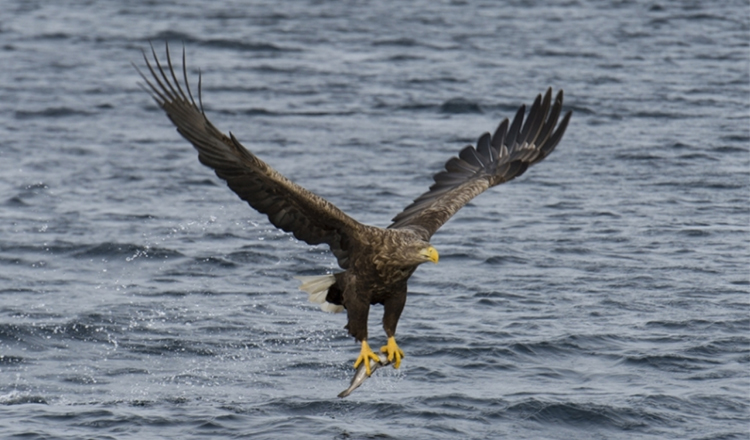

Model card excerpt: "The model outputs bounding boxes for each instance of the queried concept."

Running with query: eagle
[136,44,571,376]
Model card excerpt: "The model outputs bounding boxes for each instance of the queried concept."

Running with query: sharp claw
[355,340,379,376]
[380,336,405,369]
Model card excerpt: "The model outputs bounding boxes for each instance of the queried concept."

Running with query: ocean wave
[72,243,183,260]
[504,399,663,430]
[439,98,483,114]
[620,353,720,372]
[14,107,92,119]
[0,392,48,406]
[146,31,298,52]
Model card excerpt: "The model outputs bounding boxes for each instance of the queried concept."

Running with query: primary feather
[389,88,571,238]
[134,44,363,269]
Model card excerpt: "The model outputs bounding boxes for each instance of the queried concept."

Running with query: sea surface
[0,1,748,439]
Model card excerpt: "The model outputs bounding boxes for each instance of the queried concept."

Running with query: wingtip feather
[389,89,571,234]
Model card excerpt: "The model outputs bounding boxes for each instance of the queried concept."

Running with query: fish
[337,354,392,398]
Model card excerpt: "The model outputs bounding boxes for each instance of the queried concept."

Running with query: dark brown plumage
[135,44,571,375]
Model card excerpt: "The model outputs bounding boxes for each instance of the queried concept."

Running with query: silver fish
[337,354,392,398]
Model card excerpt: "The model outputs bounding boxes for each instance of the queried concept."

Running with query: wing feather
[135,44,364,268]
[389,88,572,238]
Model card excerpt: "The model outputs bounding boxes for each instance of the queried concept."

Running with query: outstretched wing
[389,88,571,238]
[135,44,364,268]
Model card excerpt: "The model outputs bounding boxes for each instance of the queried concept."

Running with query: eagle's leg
[345,291,379,375]
[354,340,380,376]
[381,293,407,369]
[380,336,404,368]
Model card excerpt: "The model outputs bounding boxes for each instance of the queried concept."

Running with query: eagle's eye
[419,246,439,264]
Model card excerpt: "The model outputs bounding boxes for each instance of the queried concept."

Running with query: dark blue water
[1,1,748,438]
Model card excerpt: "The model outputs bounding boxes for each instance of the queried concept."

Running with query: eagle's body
[330,227,427,340]
[137,45,571,375]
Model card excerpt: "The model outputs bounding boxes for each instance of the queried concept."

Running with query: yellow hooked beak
[420,246,439,264]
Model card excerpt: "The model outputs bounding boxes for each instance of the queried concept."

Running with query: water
[0,1,748,438]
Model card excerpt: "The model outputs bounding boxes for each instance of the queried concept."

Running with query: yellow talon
[353,340,380,376]
[380,336,405,369]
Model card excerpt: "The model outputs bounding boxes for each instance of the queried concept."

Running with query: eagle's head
[400,241,438,266]
[382,231,439,268]
[418,245,439,264]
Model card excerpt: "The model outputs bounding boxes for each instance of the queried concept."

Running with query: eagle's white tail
[294,275,344,313]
